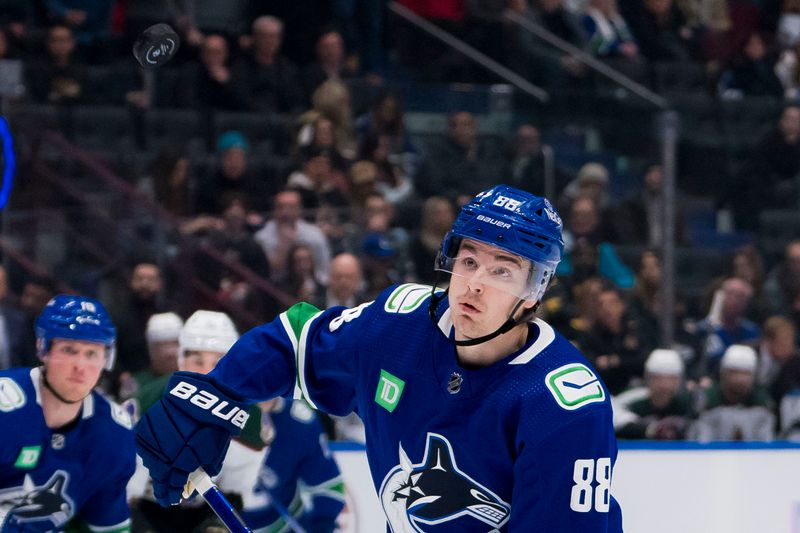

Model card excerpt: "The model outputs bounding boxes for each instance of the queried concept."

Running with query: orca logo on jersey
[0,471,75,528]
[379,433,510,532]
[169,381,249,429]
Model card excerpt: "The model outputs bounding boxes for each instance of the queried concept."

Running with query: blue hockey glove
[135,371,251,506]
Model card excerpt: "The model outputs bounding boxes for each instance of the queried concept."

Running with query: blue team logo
[379,433,510,532]
[0,471,75,529]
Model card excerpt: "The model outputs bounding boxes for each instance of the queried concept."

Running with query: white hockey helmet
[145,312,184,344]
[179,310,239,358]
[720,344,757,372]
[644,349,684,376]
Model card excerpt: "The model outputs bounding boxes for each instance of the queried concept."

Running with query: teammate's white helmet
[179,310,239,358]
[145,312,184,344]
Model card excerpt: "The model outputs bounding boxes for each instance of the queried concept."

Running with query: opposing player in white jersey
[135,185,623,532]
[0,295,135,533]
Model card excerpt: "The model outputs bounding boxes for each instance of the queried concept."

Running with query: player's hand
[134,372,250,506]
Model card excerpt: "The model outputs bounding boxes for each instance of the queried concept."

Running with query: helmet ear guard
[36,295,117,370]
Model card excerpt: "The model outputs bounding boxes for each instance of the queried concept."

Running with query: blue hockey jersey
[210,283,624,532]
[0,367,136,533]
[241,399,344,533]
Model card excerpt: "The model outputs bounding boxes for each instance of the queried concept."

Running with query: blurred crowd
[0,0,798,448]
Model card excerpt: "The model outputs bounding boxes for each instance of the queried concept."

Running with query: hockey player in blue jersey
[241,398,345,533]
[136,184,624,532]
[0,295,136,533]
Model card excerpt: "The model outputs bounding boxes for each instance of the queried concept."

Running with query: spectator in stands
[622,0,695,61]
[758,316,800,438]
[559,162,614,214]
[136,150,194,218]
[775,38,800,98]
[696,277,761,378]
[254,189,331,284]
[286,147,350,209]
[44,0,115,52]
[297,79,356,160]
[759,316,800,404]
[735,105,800,228]
[26,25,85,104]
[762,240,800,325]
[415,111,505,199]
[283,243,325,306]
[354,92,420,179]
[118,312,183,401]
[356,133,414,205]
[234,16,302,113]
[778,0,800,49]
[583,0,639,57]
[566,276,605,340]
[689,345,775,441]
[0,265,34,369]
[19,276,57,332]
[361,233,401,300]
[324,252,364,308]
[613,349,695,440]
[505,124,569,197]
[297,115,350,171]
[108,261,167,381]
[557,196,634,289]
[729,245,766,313]
[512,0,588,87]
[614,163,689,246]
[580,281,656,394]
[408,196,455,285]
[197,131,276,214]
[721,32,783,98]
[302,29,357,101]
[186,33,249,110]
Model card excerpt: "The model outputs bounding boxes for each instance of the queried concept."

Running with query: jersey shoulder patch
[0,377,26,412]
[383,283,441,314]
[545,363,606,411]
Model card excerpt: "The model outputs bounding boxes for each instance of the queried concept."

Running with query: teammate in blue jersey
[241,398,345,533]
[0,295,136,533]
[136,185,624,532]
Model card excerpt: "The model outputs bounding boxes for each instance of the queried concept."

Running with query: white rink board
[332,442,800,533]
[614,443,800,533]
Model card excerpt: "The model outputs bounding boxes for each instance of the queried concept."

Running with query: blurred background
[0,0,799,531]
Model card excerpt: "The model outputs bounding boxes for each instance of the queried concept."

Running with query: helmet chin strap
[41,366,89,405]
[428,276,539,347]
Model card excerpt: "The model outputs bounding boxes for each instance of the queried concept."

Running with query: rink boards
[329,441,800,533]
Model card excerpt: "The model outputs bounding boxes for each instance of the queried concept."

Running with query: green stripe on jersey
[283,302,322,342]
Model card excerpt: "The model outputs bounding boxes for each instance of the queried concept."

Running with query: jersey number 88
[570,458,611,513]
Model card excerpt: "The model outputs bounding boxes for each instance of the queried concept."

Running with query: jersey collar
[436,307,555,365]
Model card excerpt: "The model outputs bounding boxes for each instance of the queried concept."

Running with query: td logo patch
[546,363,606,410]
[14,446,41,469]
[375,370,405,412]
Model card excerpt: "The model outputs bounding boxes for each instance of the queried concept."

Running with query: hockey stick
[184,468,253,533]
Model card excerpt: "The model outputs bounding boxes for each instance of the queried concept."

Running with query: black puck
[133,23,180,69]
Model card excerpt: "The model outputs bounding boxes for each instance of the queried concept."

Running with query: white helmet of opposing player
[179,310,239,358]
[146,312,184,344]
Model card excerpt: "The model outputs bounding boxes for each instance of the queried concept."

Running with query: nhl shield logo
[379,433,510,532]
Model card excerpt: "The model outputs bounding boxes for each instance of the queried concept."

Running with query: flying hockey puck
[133,23,180,69]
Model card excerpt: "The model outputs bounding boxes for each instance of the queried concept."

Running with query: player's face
[449,239,534,341]
[149,340,179,376]
[180,350,224,375]
[43,339,107,402]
